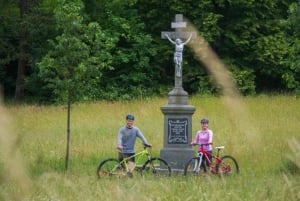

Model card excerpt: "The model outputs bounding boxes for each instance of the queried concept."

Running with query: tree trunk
[15,0,28,100]
[65,90,71,171]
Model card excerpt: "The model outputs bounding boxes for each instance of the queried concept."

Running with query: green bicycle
[97,144,171,178]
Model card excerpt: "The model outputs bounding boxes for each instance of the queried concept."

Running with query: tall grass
[0,95,300,200]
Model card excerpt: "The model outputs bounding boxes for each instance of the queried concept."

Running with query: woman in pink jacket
[191,118,213,172]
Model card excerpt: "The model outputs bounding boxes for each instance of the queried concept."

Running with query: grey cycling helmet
[200,118,209,124]
[126,114,135,120]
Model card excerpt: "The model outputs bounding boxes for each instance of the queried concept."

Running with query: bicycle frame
[119,147,152,172]
[194,144,223,174]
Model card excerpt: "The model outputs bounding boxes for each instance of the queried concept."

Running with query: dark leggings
[200,151,212,171]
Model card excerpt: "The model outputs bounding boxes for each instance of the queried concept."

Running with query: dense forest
[1,0,300,103]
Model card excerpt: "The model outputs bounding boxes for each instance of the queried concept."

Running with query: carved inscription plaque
[168,118,188,144]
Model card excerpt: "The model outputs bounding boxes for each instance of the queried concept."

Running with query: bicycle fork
[146,154,157,173]
[194,152,203,173]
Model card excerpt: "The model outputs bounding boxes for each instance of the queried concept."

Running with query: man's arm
[136,128,149,145]
[116,128,123,150]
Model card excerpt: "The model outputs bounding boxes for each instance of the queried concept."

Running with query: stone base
[168,87,188,105]
[160,147,194,170]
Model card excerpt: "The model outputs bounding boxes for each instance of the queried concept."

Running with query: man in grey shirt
[116,114,151,172]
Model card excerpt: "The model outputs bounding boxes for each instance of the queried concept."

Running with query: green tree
[15,0,29,100]
[38,0,115,170]
[0,0,58,100]
[85,0,160,100]
[210,0,293,93]
[0,1,21,97]
[24,0,58,102]
[283,1,300,92]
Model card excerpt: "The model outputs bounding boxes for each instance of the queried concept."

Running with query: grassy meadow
[0,95,300,201]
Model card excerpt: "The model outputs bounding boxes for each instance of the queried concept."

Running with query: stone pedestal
[160,87,196,171]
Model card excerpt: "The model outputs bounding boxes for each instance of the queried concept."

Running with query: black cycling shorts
[118,152,135,162]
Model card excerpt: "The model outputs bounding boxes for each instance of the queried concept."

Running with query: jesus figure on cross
[165,33,192,77]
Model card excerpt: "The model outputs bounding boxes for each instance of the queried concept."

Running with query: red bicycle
[184,143,239,176]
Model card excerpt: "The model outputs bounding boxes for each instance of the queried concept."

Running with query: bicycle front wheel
[184,157,201,176]
[216,155,239,175]
[97,158,125,178]
[142,158,171,177]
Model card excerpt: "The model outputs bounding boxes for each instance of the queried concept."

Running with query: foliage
[0,1,20,96]
[282,1,300,92]
[24,0,59,102]
[0,0,299,102]
[224,59,256,95]
[38,0,115,103]
[213,0,294,92]
[85,0,160,100]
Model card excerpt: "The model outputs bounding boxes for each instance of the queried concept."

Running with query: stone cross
[160,15,196,171]
[161,14,194,88]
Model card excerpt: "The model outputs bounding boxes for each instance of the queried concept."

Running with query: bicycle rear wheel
[184,157,201,176]
[216,155,239,175]
[141,158,171,177]
[97,158,126,178]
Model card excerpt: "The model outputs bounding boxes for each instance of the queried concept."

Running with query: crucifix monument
[160,14,196,171]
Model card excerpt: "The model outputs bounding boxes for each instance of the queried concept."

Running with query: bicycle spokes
[223,164,232,173]
[217,155,239,175]
[97,158,127,178]
[184,157,202,175]
[142,158,171,177]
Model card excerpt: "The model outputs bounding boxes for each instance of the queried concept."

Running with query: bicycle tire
[97,158,125,178]
[184,157,201,176]
[216,155,239,175]
[141,157,171,177]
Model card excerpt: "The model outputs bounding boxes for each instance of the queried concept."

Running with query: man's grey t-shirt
[116,126,148,153]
